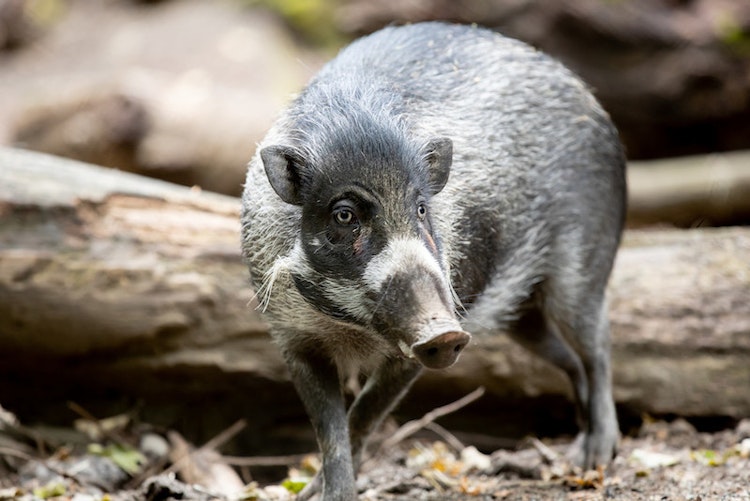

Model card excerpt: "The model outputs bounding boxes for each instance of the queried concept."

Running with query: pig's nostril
[412,330,471,370]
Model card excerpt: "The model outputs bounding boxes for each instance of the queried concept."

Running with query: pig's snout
[412,322,471,369]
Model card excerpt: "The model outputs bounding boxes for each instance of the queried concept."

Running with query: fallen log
[627,150,750,227]
[1,148,748,451]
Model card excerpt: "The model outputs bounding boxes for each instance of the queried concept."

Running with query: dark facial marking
[291,272,368,326]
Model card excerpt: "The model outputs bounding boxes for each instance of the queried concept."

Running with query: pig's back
[316,22,626,312]
[316,22,623,204]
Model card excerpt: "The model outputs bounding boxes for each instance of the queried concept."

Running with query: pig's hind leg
[508,290,618,469]
[507,302,590,442]
[550,298,619,469]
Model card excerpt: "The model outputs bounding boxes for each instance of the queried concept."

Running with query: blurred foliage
[0,0,66,49]
[88,442,146,476]
[281,477,308,494]
[240,0,347,48]
[32,482,67,499]
[716,15,750,56]
[25,0,66,27]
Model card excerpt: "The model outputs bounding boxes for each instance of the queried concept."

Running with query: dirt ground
[2,409,749,501]
[358,419,750,501]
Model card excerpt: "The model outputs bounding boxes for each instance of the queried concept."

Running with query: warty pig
[241,21,625,501]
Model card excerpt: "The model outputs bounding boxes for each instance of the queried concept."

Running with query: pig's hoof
[566,431,618,470]
[565,432,587,467]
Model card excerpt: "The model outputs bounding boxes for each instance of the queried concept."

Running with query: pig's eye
[333,207,357,226]
[417,203,427,220]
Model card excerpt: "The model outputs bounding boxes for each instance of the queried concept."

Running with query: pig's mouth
[399,318,471,370]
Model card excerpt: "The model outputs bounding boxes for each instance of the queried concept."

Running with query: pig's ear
[423,137,453,195]
[260,145,307,205]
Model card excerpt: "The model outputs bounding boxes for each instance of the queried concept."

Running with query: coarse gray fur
[241,22,626,501]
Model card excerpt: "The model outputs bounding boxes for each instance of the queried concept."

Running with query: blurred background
[1,0,749,219]
[1,0,749,487]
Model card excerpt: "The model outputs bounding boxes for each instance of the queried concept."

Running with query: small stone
[735,418,750,440]
[140,432,170,460]
[739,438,750,458]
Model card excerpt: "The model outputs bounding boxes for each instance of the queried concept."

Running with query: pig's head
[259,125,470,370]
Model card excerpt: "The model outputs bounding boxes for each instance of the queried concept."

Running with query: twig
[66,401,126,443]
[126,419,248,489]
[0,446,36,462]
[162,419,247,476]
[125,456,170,489]
[198,419,247,453]
[221,452,311,467]
[424,422,465,452]
[66,401,99,422]
[526,437,559,464]
[0,423,45,456]
[380,386,485,451]
[0,447,111,491]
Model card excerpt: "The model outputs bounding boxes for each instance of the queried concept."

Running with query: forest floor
[2,404,749,501]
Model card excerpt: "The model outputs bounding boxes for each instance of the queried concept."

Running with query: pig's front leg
[286,349,356,501]
[348,357,423,472]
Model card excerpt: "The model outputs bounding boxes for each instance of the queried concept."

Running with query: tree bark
[1,148,748,448]
[627,150,750,227]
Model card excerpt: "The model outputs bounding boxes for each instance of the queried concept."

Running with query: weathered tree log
[1,148,748,451]
[627,150,750,227]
